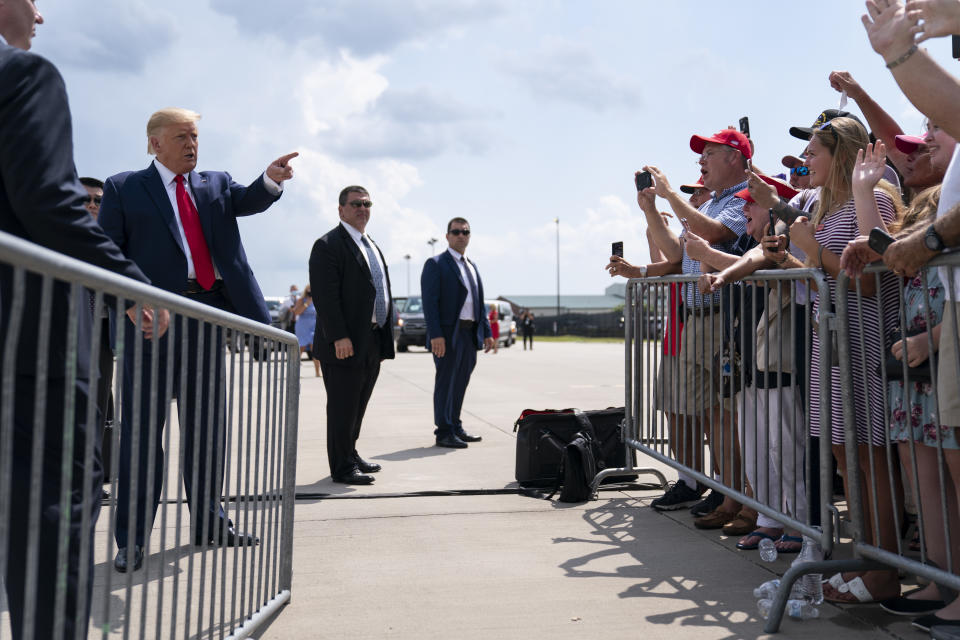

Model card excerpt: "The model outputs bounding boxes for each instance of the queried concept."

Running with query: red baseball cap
[690,129,753,159]
[781,155,804,169]
[895,134,926,155]
[679,177,707,194]
[734,174,798,204]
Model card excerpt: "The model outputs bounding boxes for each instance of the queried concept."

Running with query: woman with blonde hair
[749,116,904,603]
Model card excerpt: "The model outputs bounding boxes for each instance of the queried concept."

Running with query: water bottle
[754,578,804,601]
[794,536,824,605]
[757,598,773,620]
[758,537,778,562]
[786,599,821,620]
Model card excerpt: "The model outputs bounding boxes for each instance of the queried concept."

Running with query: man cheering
[310,186,395,485]
[421,218,495,449]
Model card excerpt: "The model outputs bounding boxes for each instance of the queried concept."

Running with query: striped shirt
[681,180,748,307]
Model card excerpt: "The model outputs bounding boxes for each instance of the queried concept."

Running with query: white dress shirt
[447,247,479,321]
[340,221,391,324]
[153,158,282,280]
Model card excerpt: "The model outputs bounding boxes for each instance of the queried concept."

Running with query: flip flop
[775,534,803,554]
[736,529,780,550]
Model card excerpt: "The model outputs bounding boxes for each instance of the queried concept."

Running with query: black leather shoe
[332,469,375,485]
[114,545,143,573]
[456,430,482,443]
[356,457,382,473]
[436,434,468,449]
[196,524,260,547]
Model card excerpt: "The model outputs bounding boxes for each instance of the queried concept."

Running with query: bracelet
[886,44,918,70]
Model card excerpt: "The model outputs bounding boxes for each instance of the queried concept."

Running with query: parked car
[264,296,285,329]
[395,295,427,352]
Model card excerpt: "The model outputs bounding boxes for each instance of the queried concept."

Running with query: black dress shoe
[114,545,143,573]
[456,430,482,443]
[356,457,382,473]
[436,434,468,449]
[196,524,260,547]
[332,469,375,485]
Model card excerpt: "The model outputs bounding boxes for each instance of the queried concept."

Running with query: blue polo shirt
[680,180,748,308]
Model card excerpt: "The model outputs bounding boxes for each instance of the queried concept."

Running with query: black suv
[395,295,426,352]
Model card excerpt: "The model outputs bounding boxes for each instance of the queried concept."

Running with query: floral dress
[889,269,954,448]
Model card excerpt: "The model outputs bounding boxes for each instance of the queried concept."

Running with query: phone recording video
[611,241,624,258]
[635,171,652,192]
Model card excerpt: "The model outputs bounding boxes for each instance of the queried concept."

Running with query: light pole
[427,237,438,256]
[404,254,411,297]
[554,217,560,335]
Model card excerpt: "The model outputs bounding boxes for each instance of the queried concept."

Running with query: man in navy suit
[310,186,395,484]
[421,217,495,449]
[98,107,297,571]
[0,2,157,637]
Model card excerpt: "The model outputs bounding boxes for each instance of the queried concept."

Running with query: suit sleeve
[310,237,349,343]
[227,171,281,217]
[0,52,148,284]
[476,270,492,339]
[420,258,441,340]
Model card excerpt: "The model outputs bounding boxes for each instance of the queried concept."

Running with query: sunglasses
[790,166,810,176]
[89,196,102,206]
[449,228,471,236]
[348,200,373,209]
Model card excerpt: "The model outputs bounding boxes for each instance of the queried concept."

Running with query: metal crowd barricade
[834,255,960,611]
[609,268,883,633]
[0,230,300,640]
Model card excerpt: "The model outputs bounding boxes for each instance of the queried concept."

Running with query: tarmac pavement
[258,340,920,639]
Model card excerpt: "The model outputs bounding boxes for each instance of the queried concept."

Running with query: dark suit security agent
[310,187,395,485]
[98,107,297,573]
[0,1,156,637]
[421,218,495,449]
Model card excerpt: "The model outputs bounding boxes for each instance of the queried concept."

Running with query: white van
[484,299,515,348]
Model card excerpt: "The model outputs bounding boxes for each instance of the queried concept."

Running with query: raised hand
[266,151,299,184]
[862,0,918,61]
[828,70,866,101]
[906,0,960,43]
[852,142,888,192]
[644,165,673,199]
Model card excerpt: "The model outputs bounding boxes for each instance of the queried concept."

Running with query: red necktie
[174,175,215,290]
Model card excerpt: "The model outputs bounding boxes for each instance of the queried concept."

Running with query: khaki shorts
[655,308,723,416]
[938,302,960,427]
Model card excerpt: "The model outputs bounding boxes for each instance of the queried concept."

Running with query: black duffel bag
[513,407,635,488]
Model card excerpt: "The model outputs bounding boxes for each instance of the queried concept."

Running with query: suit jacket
[98,163,279,323]
[309,223,395,366]
[420,250,492,350]
[0,43,149,378]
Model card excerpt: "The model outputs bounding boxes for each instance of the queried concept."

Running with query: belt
[458,319,477,330]
[372,323,381,331]
[183,279,224,295]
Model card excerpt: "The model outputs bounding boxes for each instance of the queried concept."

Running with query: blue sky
[33,1,956,299]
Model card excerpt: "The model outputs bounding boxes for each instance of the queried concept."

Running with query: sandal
[736,529,781,550]
[774,534,803,554]
[823,574,898,605]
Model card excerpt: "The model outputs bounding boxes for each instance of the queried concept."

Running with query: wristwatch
[924,224,945,252]
[637,266,648,277]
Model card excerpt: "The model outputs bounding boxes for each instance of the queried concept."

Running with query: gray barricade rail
[614,268,869,633]
[0,229,300,640]
[836,256,960,606]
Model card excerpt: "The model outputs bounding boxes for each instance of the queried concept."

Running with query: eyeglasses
[449,228,471,236]
[88,196,102,206]
[790,166,810,176]
[348,200,373,209]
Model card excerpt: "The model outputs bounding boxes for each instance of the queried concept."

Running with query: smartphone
[739,116,750,138]
[953,35,960,59]
[611,241,623,258]
[679,217,690,233]
[769,210,777,235]
[635,171,652,192]
[868,227,896,255]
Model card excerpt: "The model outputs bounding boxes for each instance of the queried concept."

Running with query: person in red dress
[488,304,500,353]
